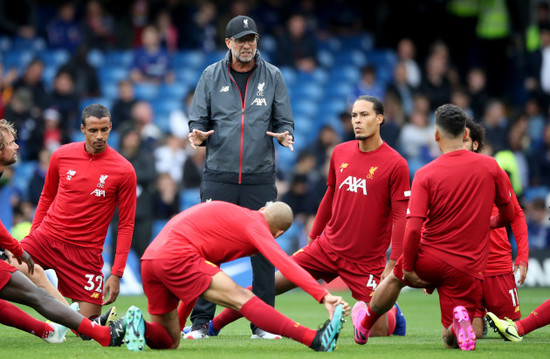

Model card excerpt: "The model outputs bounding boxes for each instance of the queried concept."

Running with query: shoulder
[381,142,407,163]
[108,149,136,173]
[53,142,82,158]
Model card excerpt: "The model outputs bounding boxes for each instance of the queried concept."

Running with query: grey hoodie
[189,50,294,184]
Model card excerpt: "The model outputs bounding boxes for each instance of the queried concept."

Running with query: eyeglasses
[230,36,258,46]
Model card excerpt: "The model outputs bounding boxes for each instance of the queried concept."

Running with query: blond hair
[0,119,17,151]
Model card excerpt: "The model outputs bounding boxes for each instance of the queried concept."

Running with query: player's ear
[463,127,470,141]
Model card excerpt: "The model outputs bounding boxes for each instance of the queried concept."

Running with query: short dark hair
[464,116,485,153]
[81,104,111,126]
[434,104,466,137]
[356,95,385,125]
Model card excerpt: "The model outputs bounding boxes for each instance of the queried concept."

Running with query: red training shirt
[31,142,137,277]
[309,141,410,271]
[406,150,511,279]
[486,184,528,275]
[142,201,329,303]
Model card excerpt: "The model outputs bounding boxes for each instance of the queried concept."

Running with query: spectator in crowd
[466,67,490,121]
[481,99,509,153]
[82,0,116,50]
[155,9,178,53]
[182,1,218,52]
[525,22,550,111]
[12,58,48,116]
[46,2,82,53]
[419,43,453,112]
[450,88,474,118]
[111,128,156,265]
[0,0,38,43]
[26,107,70,161]
[398,109,439,176]
[154,134,187,187]
[60,44,101,99]
[339,111,354,142]
[396,38,421,88]
[153,172,180,220]
[119,101,162,151]
[130,0,150,48]
[182,147,205,189]
[309,125,340,172]
[168,88,195,141]
[276,14,318,72]
[524,97,546,150]
[48,69,80,134]
[528,122,550,187]
[352,65,386,103]
[26,148,51,207]
[494,114,530,197]
[381,92,405,150]
[386,61,415,118]
[525,197,550,249]
[130,25,175,84]
[3,88,33,137]
[111,80,137,131]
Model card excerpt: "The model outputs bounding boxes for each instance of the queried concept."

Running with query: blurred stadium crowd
[0,0,549,261]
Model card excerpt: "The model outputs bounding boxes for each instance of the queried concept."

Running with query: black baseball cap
[225,15,259,39]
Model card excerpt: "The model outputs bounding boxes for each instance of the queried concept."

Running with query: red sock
[517,299,550,336]
[360,303,383,331]
[0,300,53,338]
[77,318,110,346]
[177,300,196,331]
[386,307,396,336]
[212,307,243,331]
[144,321,174,349]
[211,285,251,331]
[240,296,316,346]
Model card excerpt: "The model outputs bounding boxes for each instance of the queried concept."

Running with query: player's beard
[355,135,368,141]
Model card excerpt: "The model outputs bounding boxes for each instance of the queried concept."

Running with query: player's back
[412,149,511,276]
[142,201,269,263]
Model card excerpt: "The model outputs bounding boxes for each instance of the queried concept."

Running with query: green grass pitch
[1,287,549,358]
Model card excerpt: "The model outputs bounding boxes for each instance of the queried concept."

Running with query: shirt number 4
[366,274,378,290]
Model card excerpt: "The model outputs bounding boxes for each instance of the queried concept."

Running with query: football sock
[77,318,110,346]
[516,299,550,336]
[0,299,53,338]
[240,296,316,346]
[360,303,383,330]
[387,306,397,336]
[177,300,195,331]
[144,321,174,349]
[212,308,243,331]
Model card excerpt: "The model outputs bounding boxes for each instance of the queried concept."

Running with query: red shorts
[141,253,221,316]
[394,252,483,328]
[0,260,18,290]
[474,272,521,320]
[20,231,104,305]
[292,240,382,302]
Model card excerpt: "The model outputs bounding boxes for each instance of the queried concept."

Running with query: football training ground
[2,287,549,358]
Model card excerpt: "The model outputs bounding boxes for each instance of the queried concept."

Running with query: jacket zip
[227,63,256,184]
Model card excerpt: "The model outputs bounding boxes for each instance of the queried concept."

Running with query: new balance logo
[338,175,367,195]
[220,86,229,92]
[66,170,76,180]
